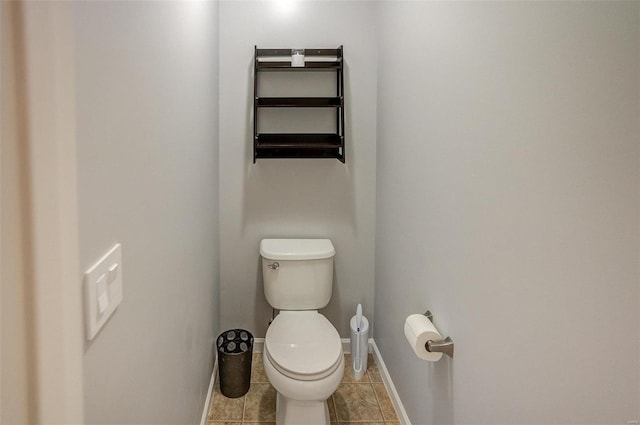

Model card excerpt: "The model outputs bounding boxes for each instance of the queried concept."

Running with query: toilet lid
[265,311,342,380]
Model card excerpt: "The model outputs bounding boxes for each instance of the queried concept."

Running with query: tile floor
[207,352,400,425]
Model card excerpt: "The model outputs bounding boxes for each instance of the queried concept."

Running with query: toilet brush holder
[349,313,369,380]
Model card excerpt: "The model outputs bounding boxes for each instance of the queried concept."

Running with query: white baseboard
[371,340,411,425]
[200,357,217,425]
[253,337,264,352]
[205,338,410,425]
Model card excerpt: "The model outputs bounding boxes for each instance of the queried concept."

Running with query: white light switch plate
[84,243,123,340]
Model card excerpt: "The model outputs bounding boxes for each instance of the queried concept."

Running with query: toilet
[260,238,344,425]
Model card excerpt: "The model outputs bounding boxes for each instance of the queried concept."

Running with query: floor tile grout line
[368,380,386,423]
[372,381,399,423]
[330,393,338,423]
[370,379,386,422]
[241,392,246,423]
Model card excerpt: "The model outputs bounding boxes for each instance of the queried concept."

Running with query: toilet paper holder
[423,311,454,358]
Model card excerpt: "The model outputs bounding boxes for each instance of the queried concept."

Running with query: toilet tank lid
[260,239,335,260]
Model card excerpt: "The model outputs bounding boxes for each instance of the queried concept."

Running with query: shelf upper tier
[256,47,343,71]
[256,61,342,70]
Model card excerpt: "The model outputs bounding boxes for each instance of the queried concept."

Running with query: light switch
[84,243,123,340]
[108,263,119,282]
[96,274,109,314]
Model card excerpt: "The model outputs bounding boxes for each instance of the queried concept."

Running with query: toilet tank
[260,239,335,310]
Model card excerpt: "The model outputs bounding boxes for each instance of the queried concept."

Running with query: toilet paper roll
[404,314,443,362]
[291,53,305,67]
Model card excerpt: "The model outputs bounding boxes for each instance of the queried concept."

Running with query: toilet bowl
[263,311,344,425]
[260,239,342,425]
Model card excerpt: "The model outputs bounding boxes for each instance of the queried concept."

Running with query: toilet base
[276,392,330,425]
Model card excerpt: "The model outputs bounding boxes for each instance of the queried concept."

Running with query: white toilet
[260,238,344,425]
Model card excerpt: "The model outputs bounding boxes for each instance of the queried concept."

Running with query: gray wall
[218,1,377,337]
[374,2,640,424]
[1,2,32,422]
[75,2,220,423]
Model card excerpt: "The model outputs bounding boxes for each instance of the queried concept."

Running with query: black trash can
[217,329,254,398]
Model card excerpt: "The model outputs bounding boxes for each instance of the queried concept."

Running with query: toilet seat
[265,311,342,381]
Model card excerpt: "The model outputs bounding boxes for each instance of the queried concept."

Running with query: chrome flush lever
[267,262,279,270]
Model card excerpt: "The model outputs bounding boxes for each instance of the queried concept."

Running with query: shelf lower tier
[254,134,345,162]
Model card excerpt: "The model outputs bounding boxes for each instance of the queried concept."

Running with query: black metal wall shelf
[253,46,345,163]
